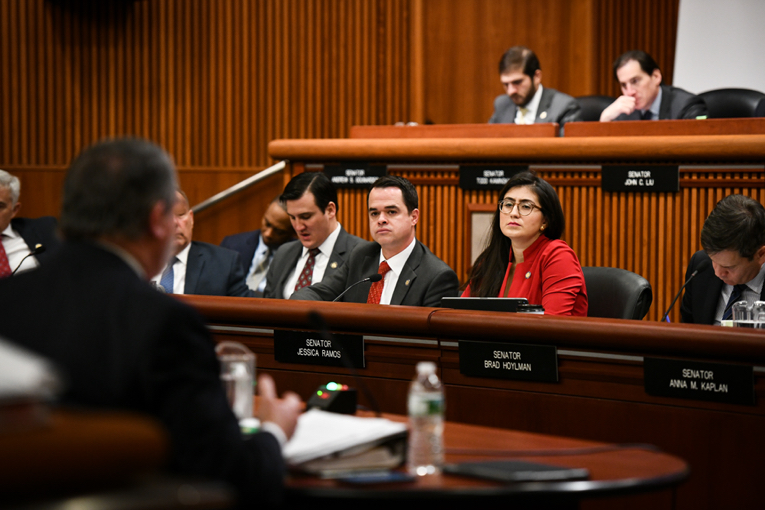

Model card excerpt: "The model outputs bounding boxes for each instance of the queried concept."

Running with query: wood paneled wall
[423,0,680,124]
[1,0,418,240]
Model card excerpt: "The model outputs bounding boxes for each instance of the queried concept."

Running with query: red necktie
[366,261,391,304]
[0,240,12,278]
[294,248,320,291]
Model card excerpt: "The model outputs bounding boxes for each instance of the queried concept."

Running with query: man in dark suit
[681,195,765,325]
[153,189,253,297]
[264,172,363,299]
[0,138,301,507]
[292,176,459,306]
[600,50,707,122]
[220,198,295,296]
[488,46,581,129]
[0,170,60,276]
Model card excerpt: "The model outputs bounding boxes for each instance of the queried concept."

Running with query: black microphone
[11,244,46,275]
[332,273,383,302]
[662,258,712,322]
[307,310,381,417]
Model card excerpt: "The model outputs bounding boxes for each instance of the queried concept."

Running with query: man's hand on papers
[257,374,302,439]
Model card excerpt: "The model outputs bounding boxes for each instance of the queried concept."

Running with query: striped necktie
[722,284,748,321]
[159,257,177,293]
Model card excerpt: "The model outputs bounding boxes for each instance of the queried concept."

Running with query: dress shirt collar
[302,223,341,259]
[378,237,417,277]
[97,240,146,279]
[523,84,544,123]
[2,223,19,239]
[175,242,191,266]
[644,86,662,119]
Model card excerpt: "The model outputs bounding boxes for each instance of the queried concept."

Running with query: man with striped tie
[291,176,459,307]
[681,195,765,325]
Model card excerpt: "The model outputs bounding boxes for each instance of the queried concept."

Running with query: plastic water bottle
[407,361,444,476]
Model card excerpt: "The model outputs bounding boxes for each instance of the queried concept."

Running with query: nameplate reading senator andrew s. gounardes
[644,357,754,405]
[459,341,558,383]
[273,330,365,368]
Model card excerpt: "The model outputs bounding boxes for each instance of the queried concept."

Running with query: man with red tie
[291,176,459,307]
[263,172,363,299]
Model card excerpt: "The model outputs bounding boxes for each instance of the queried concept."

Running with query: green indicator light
[317,390,323,396]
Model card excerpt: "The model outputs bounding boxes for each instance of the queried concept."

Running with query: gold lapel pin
[525,271,531,279]
[330,262,338,269]
[405,279,410,286]
[539,111,547,119]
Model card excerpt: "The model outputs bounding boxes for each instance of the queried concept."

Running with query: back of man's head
[280,172,338,213]
[0,170,21,205]
[612,50,660,81]
[60,138,177,242]
[701,194,765,258]
[369,175,419,214]
[498,46,540,78]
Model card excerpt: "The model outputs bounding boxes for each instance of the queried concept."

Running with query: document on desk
[283,409,407,467]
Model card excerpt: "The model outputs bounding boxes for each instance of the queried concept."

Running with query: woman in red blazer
[462,171,588,316]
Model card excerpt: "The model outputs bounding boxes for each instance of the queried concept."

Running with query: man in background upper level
[0,138,301,507]
[152,189,253,297]
[0,170,60,277]
[221,198,295,297]
[600,50,707,122]
[681,194,765,325]
[264,172,363,299]
[489,46,581,128]
[292,176,459,306]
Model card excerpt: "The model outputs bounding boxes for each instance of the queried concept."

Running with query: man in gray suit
[152,189,253,297]
[264,172,363,299]
[292,176,459,307]
[600,50,707,122]
[488,46,581,128]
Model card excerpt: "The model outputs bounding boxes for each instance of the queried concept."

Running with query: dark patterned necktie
[0,240,11,278]
[722,284,748,321]
[159,257,177,293]
[366,261,391,304]
[641,110,653,120]
[294,248,320,291]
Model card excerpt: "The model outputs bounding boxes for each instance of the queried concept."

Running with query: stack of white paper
[283,409,407,466]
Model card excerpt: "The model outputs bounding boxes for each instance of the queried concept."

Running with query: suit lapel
[534,87,553,123]
[326,229,349,279]
[390,242,422,305]
[659,85,672,120]
[184,243,203,295]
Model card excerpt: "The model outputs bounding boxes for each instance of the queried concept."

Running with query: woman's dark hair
[464,171,565,297]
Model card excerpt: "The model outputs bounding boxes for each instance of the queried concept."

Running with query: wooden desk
[286,414,688,509]
[565,118,765,137]
[182,295,765,510]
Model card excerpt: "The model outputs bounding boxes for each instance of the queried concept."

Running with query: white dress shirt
[2,223,38,275]
[283,224,342,299]
[515,84,543,124]
[151,243,191,294]
[377,238,417,305]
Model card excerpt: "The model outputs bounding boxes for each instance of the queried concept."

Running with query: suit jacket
[615,85,708,121]
[680,250,765,324]
[184,241,254,297]
[489,87,581,126]
[220,229,262,274]
[0,241,284,507]
[291,240,460,307]
[10,216,61,264]
[263,227,364,299]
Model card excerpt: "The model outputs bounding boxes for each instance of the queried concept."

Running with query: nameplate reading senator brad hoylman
[459,341,558,382]
[274,330,365,368]
[644,357,754,405]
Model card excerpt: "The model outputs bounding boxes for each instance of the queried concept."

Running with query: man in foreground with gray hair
[0,169,59,276]
[0,138,302,507]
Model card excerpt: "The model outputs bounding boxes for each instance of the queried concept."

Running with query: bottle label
[409,394,444,416]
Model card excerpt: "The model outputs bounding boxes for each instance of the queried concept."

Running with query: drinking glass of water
[216,341,255,421]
